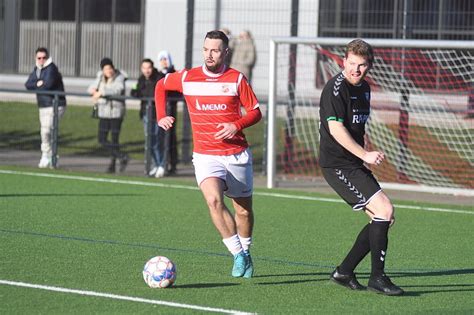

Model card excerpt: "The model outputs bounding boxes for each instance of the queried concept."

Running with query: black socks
[369,219,390,277]
[338,219,390,277]
[339,223,370,274]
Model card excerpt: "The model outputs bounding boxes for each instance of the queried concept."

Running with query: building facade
[1,0,472,84]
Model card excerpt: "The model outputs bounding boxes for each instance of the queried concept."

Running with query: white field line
[0,280,255,315]
[0,170,472,215]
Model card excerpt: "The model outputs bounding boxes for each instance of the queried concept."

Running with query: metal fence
[0,88,183,176]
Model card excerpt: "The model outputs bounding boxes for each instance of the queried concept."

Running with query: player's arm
[154,71,184,130]
[328,121,384,165]
[215,76,261,140]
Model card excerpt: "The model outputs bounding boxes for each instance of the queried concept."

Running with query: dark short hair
[100,57,114,69]
[141,58,154,67]
[205,30,229,49]
[345,39,374,65]
[35,47,49,57]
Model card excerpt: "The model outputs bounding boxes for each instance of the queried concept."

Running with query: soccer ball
[142,256,177,288]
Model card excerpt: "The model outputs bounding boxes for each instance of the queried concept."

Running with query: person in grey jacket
[87,58,128,173]
[230,30,256,83]
[25,47,66,168]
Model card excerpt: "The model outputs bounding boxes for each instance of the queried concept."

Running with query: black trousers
[98,118,124,159]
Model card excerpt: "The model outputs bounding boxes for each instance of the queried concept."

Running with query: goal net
[266,37,474,193]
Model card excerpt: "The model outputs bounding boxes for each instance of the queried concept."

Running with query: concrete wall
[144,0,187,69]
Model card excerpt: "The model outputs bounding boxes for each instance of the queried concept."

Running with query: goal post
[266,37,474,195]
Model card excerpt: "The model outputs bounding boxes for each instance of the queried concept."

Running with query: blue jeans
[143,115,165,168]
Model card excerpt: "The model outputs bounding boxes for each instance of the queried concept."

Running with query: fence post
[145,99,153,175]
[51,93,59,168]
[266,39,277,189]
[181,0,194,163]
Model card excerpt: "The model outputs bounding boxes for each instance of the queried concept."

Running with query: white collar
[202,64,226,77]
[36,57,53,69]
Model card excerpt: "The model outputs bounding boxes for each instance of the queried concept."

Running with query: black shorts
[321,167,382,211]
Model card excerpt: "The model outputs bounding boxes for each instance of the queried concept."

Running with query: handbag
[91,104,99,119]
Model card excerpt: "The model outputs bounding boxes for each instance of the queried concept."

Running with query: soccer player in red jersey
[155,30,262,278]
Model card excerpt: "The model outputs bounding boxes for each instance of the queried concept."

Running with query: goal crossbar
[267,37,474,196]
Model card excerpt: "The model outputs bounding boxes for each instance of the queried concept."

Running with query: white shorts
[192,148,253,198]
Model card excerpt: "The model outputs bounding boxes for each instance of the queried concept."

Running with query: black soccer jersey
[319,72,371,168]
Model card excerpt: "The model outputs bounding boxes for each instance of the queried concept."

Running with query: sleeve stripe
[327,116,344,122]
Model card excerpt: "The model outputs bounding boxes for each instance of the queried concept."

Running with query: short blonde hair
[345,39,374,65]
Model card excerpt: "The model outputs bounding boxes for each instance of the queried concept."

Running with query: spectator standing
[230,30,256,83]
[156,50,180,176]
[25,47,66,168]
[131,58,163,177]
[219,28,236,66]
[87,58,128,173]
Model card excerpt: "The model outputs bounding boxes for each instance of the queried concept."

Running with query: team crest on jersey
[365,92,370,101]
[195,99,227,111]
[221,84,230,93]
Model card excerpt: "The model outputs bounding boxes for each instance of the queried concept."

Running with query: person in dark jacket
[131,58,162,177]
[156,50,180,176]
[25,47,67,168]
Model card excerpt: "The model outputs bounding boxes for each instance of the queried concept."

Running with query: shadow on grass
[0,131,41,150]
[0,130,143,157]
[254,271,329,286]
[391,268,474,278]
[253,271,329,278]
[403,285,474,296]
[0,193,145,198]
[174,282,239,289]
[391,268,474,296]
[252,269,474,292]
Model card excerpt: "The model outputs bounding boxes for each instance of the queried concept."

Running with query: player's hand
[158,116,175,130]
[215,123,238,140]
[363,151,385,165]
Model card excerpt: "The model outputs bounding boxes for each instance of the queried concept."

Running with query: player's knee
[205,195,225,211]
[375,203,393,221]
[236,206,252,218]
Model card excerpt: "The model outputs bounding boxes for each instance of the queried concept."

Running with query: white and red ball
[142,256,176,288]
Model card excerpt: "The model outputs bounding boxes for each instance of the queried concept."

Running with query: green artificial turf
[0,166,473,314]
[0,101,265,171]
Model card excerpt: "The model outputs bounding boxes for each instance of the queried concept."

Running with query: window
[82,0,112,22]
[21,0,48,21]
[116,0,141,23]
[20,0,35,20]
[52,0,76,21]
[36,0,49,20]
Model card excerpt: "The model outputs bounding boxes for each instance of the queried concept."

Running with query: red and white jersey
[155,65,260,155]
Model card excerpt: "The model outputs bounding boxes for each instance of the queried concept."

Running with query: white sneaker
[38,155,51,168]
[148,167,158,176]
[155,166,165,178]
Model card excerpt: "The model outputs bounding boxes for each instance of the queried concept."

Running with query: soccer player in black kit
[319,39,404,296]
